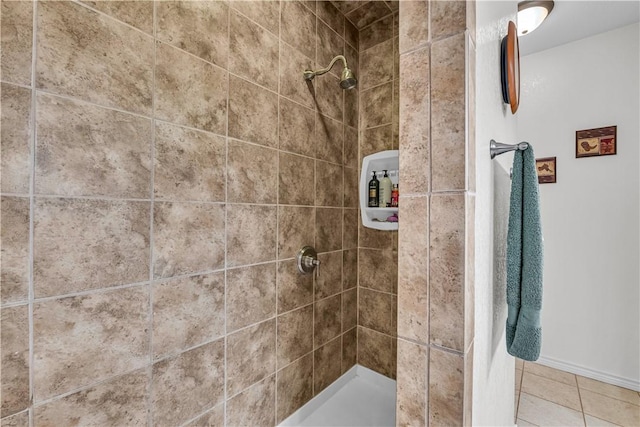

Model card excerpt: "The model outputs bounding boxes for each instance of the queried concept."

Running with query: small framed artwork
[536,157,556,184]
[576,125,617,158]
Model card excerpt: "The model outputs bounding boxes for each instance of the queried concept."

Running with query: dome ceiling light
[517,1,554,36]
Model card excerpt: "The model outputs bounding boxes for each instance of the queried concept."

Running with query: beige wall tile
[345,18,359,49]
[1,84,32,194]
[152,272,225,359]
[280,43,316,110]
[33,287,149,402]
[359,15,393,50]
[36,2,153,115]
[227,375,276,427]
[316,207,343,252]
[277,260,313,313]
[229,10,279,91]
[315,73,344,122]
[359,287,394,335]
[314,294,342,347]
[429,347,464,426]
[318,1,345,37]
[358,248,397,294]
[360,83,393,129]
[153,202,225,278]
[227,263,276,332]
[157,1,228,69]
[33,198,150,298]
[342,249,358,290]
[35,93,152,198]
[277,305,313,368]
[316,21,344,79]
[34,369,148,426]
[1,305,29,418]
[152,340,225,427]
[155,42,227,134]
[1,197,29,304]
[227,204,277,268]
[316,161,344,207]
[1,1,33,85]
[81,1,153,34]
[231,1,280,36]
[357,326,394,378]
[429,194,465,351]
[431,0,466,41]
[342,288,357,331]
[184,403,224,427]
[344,84,359,128]
[316,251,343,299]
[399,47,430,195]
[314,337,342,394]
[279,152,315,206]
[346,2,391,29]
[277,206,315,260]
[227,319,276,396]
[361,124,392,160]
[341,328,357,373]
[360,39,394,90]
[276,354,313,423]
[0,410,28,427]
[227,139,278,204]
[343,208,358,249]
[359,222,393,249]
[229,76,279,148]
[281,1,316,61]
[465,194,476,351]
[279,97,316,158]
[154,122,226,203]
[431,33,466,191]
[331,1,360,16]
[316,114,344,164]
[396,339,427,426]
[398,1,428,54]
[398,196,429,343]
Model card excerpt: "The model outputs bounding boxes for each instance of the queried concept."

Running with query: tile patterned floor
[515,361,640,426]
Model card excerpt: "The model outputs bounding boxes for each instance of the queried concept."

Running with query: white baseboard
[537,356,640,392]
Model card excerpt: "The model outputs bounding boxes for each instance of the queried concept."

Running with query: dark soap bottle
[368,171,379,207]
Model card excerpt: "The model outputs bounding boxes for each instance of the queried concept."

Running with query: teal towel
[506,146,544,361]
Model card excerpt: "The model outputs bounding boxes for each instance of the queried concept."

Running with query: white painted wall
[517,23,640,390]
[472,1,519,424]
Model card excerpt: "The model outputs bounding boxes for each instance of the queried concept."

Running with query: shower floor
[279,365,396,427]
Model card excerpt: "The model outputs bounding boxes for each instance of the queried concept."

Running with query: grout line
[146,2,158,425]
[274,1,282,423]
[223,3,231,425]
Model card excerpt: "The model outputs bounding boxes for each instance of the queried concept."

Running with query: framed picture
[536,157,556,184]
[576,125,617,158]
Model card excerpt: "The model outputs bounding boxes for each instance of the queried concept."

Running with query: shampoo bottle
[368,171,379,207]
[380,170,392,207]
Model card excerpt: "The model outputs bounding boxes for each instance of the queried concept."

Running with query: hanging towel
[505,146,544,361]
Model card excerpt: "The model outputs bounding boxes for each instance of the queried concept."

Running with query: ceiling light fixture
[517,0,554,36]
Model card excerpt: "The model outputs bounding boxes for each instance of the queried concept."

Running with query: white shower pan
[279,365,396,427]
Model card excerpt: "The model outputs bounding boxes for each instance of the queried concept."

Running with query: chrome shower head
[303,55,357,90]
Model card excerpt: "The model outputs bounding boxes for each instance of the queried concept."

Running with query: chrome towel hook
[490,139,529,159]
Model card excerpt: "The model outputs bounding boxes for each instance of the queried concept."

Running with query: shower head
[303,55,357,90]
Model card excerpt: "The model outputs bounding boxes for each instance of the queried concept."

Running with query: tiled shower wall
[396,0,476,426]
[0,1,360,425]
[354,4,400,379]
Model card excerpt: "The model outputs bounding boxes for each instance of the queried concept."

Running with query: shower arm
[304,55,348,80]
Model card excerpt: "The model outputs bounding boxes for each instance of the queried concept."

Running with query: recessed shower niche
[359,150,399,230]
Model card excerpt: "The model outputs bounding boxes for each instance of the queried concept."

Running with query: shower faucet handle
[297,246,320,276]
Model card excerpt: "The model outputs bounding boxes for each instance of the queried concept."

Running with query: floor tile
[584,414,621,427]
[518,392,585,426]
[577,376,640,406]
[580,389,640,427]
[516,368,523,391]
[524,363,577,386]
[517,418,539,426]
[522,372,582,411]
